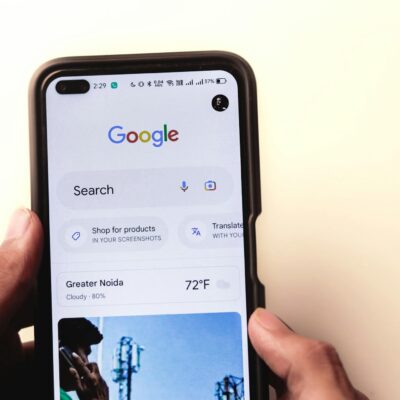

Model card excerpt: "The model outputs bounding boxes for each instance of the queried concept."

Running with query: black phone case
[30,51,270,399]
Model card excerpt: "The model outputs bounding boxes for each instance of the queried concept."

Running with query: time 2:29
[93,82,107,89]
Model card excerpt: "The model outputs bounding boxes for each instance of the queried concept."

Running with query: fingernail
[72,352,79,358]
[5,208,31,240]
[253,308,288,332]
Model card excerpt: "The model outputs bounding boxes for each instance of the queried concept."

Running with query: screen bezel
[29,51,265,399]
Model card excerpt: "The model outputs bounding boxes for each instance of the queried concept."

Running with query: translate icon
[204,180,216,191]
[180,181,189,192]
[71,232,81,241]
[191,227,201,236]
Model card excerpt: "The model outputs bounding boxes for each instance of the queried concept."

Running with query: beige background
[0,1,399,398]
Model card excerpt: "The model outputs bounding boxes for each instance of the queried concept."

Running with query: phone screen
[46,70,250,400]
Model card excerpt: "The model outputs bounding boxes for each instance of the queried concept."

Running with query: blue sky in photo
[82,312,243,400]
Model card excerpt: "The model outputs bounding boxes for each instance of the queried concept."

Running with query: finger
[0,329,22,369]
[22,340,34,366]
[0,209,43,335]
[69,367,84,391]
[248,308,297,378]
[87,362,100,375]
[0,335,35,376]
[86,362,103,386]
[355,389,370,400]
[11,290,35,330]
[248,308,359,397]
[72,352,92,379]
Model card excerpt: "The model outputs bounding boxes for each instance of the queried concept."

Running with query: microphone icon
[180,180,189,192]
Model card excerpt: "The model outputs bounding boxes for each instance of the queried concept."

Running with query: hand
[69,352,109,400]
[0,209,43,393]
[248,308,369,400]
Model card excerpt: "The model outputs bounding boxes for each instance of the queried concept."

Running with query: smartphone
[30,51,266,399]
[59,346,75,369]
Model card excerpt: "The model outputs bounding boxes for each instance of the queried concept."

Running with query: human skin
[248,308,369,400]
[68,350,109,400]
[0,209,42,397]
[0,209,369,399]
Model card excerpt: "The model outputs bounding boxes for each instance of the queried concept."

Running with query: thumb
[248,308,364,399]
[248,308,301,379]
[0,209,43,335]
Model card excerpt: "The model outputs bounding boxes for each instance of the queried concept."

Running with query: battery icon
[216,78,227,84]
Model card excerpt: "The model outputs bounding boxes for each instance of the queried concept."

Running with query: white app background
[46,70,250,400]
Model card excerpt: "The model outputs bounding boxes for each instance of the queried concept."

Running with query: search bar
[57,167,233,209]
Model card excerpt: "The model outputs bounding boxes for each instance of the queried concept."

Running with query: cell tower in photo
[112,336,144,400]
[215,375,244,400]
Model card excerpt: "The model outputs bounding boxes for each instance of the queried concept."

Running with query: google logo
[108,124,179,147]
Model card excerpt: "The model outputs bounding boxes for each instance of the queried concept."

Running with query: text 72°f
[185,279,211,290]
